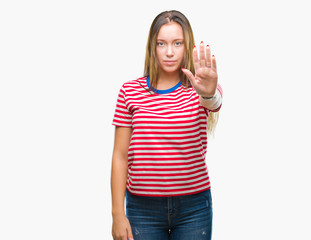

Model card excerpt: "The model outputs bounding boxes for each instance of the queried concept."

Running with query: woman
[111,10,223,240]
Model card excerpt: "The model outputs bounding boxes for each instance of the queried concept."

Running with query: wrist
[199,89,222,111]
[201,95,214,100]
[112,211,126,218]
[201,92,216,100]
[200,90,216,100]
[112,205,125,217]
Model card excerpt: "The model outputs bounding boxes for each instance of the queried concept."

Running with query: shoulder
[118,77,148,97]
[121,76,147,89]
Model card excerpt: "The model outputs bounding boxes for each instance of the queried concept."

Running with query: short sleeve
[112,86,132,128]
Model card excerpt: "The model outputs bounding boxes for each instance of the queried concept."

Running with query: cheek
[155,49,163,66]
[155,50,161,64]
[156,48,164,58]
[156,49,160,59]
[178,48,186,61]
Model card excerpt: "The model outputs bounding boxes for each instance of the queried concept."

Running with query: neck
[157,71,180,87]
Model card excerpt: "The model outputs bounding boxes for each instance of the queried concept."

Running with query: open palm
[182,41,218,98]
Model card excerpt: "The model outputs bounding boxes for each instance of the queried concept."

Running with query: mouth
[163,60,176,66]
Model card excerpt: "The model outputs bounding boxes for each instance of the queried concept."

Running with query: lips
[163,60,176,66]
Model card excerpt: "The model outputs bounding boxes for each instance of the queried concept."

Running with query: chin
[162,66,180,74]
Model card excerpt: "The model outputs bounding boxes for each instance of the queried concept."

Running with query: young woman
[111,10,223,240]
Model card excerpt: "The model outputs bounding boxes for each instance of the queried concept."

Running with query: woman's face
[156,22,185,76]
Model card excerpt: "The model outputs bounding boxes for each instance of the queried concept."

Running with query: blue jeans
[126,189,213,240]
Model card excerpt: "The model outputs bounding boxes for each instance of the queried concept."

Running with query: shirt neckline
[146,76,181,94]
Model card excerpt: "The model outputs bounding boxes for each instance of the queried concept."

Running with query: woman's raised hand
[181,41,218,98]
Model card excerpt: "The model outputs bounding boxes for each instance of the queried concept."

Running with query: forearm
[199,88,222,111]
[111,156,128,217]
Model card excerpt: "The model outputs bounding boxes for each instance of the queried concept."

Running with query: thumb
[127,223,134,240]
[181,68,195,85]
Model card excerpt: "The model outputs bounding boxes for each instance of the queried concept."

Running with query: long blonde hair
[144,10,219,134]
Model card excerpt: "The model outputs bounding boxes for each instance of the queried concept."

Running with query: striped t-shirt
[112,76,223,197]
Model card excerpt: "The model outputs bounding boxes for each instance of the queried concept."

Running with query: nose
[166,45,174,57]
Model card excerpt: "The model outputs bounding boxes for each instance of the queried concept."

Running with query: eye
[175,42,181,46]
[157,42,164,46]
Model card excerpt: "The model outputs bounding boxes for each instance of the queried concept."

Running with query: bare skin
[155,22,218,101]
[156,22,185,89]
[111,127,134,240]
[182,42,218,105]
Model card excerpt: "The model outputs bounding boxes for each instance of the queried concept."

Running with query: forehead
[157,22,184,40]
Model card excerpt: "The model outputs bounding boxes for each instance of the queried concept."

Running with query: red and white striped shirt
[112,76,223,197]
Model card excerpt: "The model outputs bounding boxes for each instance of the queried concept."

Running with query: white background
[1,0,310,239]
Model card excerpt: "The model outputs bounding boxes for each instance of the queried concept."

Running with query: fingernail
[206,45,209,47]
[200,41,203,44]
[194,45,196,48]
[212,55,215,57]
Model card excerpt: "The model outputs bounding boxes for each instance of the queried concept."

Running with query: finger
[205,45,212,68]
[212,54,217,71]
[127,224,134,240]
[193,45,200,71]
[181,68,196,86]
[199,41,205,68]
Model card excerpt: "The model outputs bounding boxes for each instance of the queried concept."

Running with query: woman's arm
[111,126,134,240]
[182,41,220,111]
[199,85,222,112]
